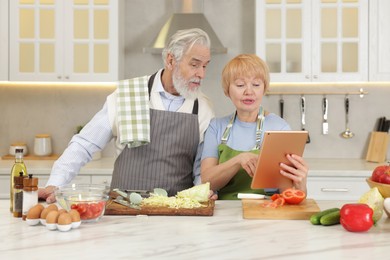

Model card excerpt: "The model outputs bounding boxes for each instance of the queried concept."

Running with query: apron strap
[221,107,265,150]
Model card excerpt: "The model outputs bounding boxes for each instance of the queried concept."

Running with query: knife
[279,98,284,118]
[322,97,328,135]
[300,96,311,143]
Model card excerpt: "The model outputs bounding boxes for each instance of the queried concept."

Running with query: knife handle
[322,97,328,120]
[279,98,284,118]
[345,96,349,114]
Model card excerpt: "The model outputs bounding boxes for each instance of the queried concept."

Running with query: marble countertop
[0,157,381,177]
[1,199,389,259]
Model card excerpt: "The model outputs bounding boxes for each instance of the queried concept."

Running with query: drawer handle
[321,188,349,192]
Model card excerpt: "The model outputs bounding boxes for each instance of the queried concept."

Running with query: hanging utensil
[279,96,284,118]
[341,96,354,139]
[322,97,328,135]
[300,95,310,143]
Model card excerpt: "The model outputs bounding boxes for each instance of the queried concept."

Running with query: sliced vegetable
[281,188,306,205]
[310,208,340,225]
[340,203,374,232]
[177,182,210,202]
[271,194,281,201]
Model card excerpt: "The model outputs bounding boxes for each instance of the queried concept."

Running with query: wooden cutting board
[104,199,215,216]
[242,198,320,220]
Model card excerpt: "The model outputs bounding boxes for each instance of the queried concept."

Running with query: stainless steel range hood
[143,0,227,54]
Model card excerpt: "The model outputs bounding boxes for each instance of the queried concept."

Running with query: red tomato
[70,204,78,210]
[273,197,285,207]
[76,203,87,214]
[271,194,281,201]
[89,203,101,214]
[262,198,285,208]
[281,188,306,205]
[81,209,94,220]
[371,165,390,184]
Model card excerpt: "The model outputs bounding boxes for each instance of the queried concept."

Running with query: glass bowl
[55,184,110,223]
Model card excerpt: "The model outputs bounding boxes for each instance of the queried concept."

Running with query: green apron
[217,107,265,200]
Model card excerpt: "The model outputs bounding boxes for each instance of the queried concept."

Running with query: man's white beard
[172,68,201,100]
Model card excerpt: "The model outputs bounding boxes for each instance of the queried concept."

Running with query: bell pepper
[340,203,374,232]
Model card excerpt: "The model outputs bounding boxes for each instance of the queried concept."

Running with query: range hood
[143,0,227,54]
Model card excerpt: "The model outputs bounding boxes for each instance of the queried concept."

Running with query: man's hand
[38,185,57,203]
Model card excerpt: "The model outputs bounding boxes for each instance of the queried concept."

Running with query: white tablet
[251,131,308,190]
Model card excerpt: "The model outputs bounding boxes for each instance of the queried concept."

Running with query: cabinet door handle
[321,188,349,192]
[305,75,310,79]
[313,75,318,79]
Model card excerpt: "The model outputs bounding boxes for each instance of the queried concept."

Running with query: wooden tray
[1,154,60,160]
[242,198,320,220]
[104,191,215,216]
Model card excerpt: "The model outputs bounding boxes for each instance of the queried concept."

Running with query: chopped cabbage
[177,182,210,202]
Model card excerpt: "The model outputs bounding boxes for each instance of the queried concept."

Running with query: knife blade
[301,96,311,143]
[322,97,328,135]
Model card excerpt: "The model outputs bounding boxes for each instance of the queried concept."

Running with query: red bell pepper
[340,203,374,232]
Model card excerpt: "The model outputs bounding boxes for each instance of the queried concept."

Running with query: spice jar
[13,172,25,218]
[22,174,38,220]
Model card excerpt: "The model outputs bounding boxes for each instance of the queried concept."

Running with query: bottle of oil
[10,148,27,212]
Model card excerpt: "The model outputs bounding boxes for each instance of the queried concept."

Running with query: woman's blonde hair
[221,54,270,96]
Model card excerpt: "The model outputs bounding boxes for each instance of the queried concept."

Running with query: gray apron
[110,73,200,196]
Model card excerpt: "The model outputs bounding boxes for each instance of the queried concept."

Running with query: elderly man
[39,28,215,202]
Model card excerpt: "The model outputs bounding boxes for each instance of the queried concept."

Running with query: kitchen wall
[1,0,389,160]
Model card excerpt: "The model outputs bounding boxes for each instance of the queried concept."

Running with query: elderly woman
[201,54,308,200]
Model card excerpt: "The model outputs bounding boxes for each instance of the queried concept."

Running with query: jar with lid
[22,174,38,220]
[10,148,27,212]
[13,172,25,218]
[34,134,52,156]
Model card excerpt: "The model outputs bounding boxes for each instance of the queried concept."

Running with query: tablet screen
[251,131,308,190]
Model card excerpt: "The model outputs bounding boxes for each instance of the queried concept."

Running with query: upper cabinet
[369,0,390,81]
[9,0,120,82]
[256,0,368,82]
[0,1,8,80]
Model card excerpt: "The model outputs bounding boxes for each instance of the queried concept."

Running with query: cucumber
[319,210,341,226]
[310,208,340,225]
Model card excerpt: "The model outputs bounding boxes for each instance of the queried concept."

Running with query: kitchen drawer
[307,177,369,201]
[0,175,90,199]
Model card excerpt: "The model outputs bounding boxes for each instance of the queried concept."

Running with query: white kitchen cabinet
[369,0,390,81]
[307,176,369,200]
[256,0,368,82]
[9,0,120,82]
[0,1,8,80]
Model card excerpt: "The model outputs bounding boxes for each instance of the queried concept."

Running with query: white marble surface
[1,199,389,259]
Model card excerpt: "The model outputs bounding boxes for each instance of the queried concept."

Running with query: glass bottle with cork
[13,172,25,218]
[22,174,38,220]
[10,148,27,212]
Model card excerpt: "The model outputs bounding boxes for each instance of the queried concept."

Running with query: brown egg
[46,204,58,211]
[46,210,60,224]
[27,204,44,219]
[69,209,81,222]
[58,213,72,225]
[58,209,67,215]
[40,207,56,219]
